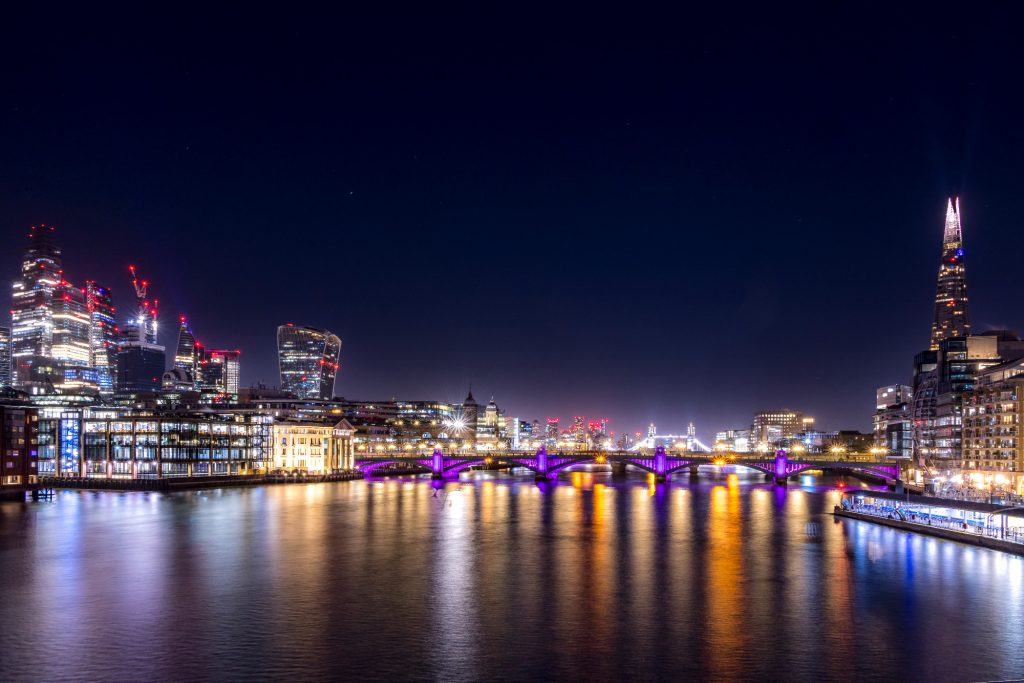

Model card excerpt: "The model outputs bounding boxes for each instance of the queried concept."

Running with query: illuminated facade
[873,385,912,459]
[911,333,1024,475]
[272,418,354,473]
[201,349,240,394]
[85,281,118,395]
[0,326,11,388]
[37,409,272,478]
[173,317,199,387]
[276,324,341,399]
[714,429,751,452]
[930,198,970,350]
[962,357,1024,494]
[11,225,93,392]
[751,410,804,447]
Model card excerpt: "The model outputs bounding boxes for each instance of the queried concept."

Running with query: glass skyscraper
[85,281,118,395]
[11,225,94,392]
[930,197,970,350]
[174,316,200,387]
[277,324,341,399]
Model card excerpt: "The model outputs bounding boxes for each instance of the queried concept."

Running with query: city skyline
[4,8,1024,436]
[6,9,1024,682]
[0,195,1008,442]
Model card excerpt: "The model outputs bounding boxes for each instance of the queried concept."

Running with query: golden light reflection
[589,482,612,647]
[706,481,747,675]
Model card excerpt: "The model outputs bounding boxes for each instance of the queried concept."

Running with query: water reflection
[0,472,1022,681]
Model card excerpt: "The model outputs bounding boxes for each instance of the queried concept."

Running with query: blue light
[956,248,964,257]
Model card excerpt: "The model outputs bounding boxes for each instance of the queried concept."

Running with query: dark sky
[3,6,1024,440]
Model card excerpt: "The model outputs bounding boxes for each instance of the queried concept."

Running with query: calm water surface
[1,469,1022,682]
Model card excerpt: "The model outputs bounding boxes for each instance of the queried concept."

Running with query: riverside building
[961,356,1024,495]
[35,407,272,478]
[751,410,804,448]
[910,332,1024,483]
[0,326,11,388]
[0,404,39,487]
[271,419,355,473]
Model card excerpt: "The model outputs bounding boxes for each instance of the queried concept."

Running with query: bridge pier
[534,445,551,481]
[689,464,700,481]
[773,449,788,485]
[654,446,668,483]
[611,461,627,477]
[431,448,446,479]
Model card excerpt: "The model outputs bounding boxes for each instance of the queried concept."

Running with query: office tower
[11,225,62,388]
[751,410,803,446]
[930,198,970,350]
[116,343,166,393]
[173,316,199,386]
[11,225,96,392]
[545,417,560,445]
[201,349,240,394]
[115,265,165,393]
[573,416,585,444]
[85,281,118,395]
[276,324,341,399]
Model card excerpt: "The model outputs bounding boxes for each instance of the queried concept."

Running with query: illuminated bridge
[354,446,901,486]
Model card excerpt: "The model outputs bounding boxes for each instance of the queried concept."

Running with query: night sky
[3,7,1024,439]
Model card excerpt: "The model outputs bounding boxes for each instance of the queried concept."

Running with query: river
[0,468,1021,681]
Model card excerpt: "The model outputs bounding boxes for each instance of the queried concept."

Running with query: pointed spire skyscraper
[929,197,970,350]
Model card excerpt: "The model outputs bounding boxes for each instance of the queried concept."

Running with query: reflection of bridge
[355,446,901,485]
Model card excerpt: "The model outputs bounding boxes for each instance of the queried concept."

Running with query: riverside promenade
[835,489,1024,555]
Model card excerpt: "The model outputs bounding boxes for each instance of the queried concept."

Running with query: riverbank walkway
[836,489,1024,554]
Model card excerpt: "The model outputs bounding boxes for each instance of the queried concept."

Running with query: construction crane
[127,265,159,344]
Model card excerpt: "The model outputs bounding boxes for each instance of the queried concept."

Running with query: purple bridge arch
[356,446,699,482]
[355,447,901,486]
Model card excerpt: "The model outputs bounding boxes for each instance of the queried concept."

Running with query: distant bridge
[354,446,900,485]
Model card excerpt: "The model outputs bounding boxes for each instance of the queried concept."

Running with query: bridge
[355,446,901,486]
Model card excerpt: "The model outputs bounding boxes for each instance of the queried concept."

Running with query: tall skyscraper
[276,324,341,399]
[11,225,94,392]
[0,326,11,388]
[173,316,200,387]
[12,225,63,388]
[85,281,118,395]
[930,198,970,350]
